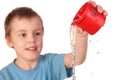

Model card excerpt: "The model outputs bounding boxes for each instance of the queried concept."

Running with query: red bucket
[71,2,106,35]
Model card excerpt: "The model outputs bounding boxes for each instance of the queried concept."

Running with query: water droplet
[90,72,94,75]
[89,40,92,43]
[97,51,100,54]
[97,39,100,42]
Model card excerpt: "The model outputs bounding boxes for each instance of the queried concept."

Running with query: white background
[0,0,120,80]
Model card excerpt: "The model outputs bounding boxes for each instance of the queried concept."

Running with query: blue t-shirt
[0,53,72,80]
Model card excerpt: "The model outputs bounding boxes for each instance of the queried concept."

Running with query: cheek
[37,37,43,46]
[11,37,25,48]
[14,41,25,49]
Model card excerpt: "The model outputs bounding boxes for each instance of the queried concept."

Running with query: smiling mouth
[26,46,37,51]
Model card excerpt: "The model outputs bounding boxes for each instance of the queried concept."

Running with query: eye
[20,33,26,37]
[35,32,41,36]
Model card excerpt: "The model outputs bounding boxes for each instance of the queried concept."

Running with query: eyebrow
[16,28,43,33]
[34,28,43,32]
[16,30,26,33]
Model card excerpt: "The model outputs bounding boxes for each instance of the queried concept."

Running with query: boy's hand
[89,1,108,16]
[65,1,108,68]
[77,0,108,34]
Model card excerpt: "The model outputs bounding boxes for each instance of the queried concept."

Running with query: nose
[27,34,35,43]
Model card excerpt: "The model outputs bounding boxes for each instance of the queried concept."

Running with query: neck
[14,57,39,70]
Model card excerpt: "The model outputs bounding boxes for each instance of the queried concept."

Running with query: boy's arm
[64,28,88,68]
[64,1,108,68]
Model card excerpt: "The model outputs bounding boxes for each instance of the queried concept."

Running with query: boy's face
[6,16,43,61]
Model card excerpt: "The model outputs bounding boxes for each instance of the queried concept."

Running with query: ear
[5,36,14,48]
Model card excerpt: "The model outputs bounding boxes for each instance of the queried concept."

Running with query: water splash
[70,26,77,80]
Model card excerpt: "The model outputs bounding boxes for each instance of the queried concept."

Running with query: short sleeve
[45,53,73,80]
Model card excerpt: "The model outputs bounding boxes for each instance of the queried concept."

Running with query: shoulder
[0,63,11,74]
[0,63,13,80]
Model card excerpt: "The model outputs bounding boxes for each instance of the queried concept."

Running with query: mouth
[26,46,37,51]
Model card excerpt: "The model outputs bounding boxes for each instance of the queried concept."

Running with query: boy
[0,1,107,80]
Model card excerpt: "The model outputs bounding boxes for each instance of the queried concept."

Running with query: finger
[103,10,108,16]
[96,5,103,13]
[89,0,96,7]
[97,5,108,16]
